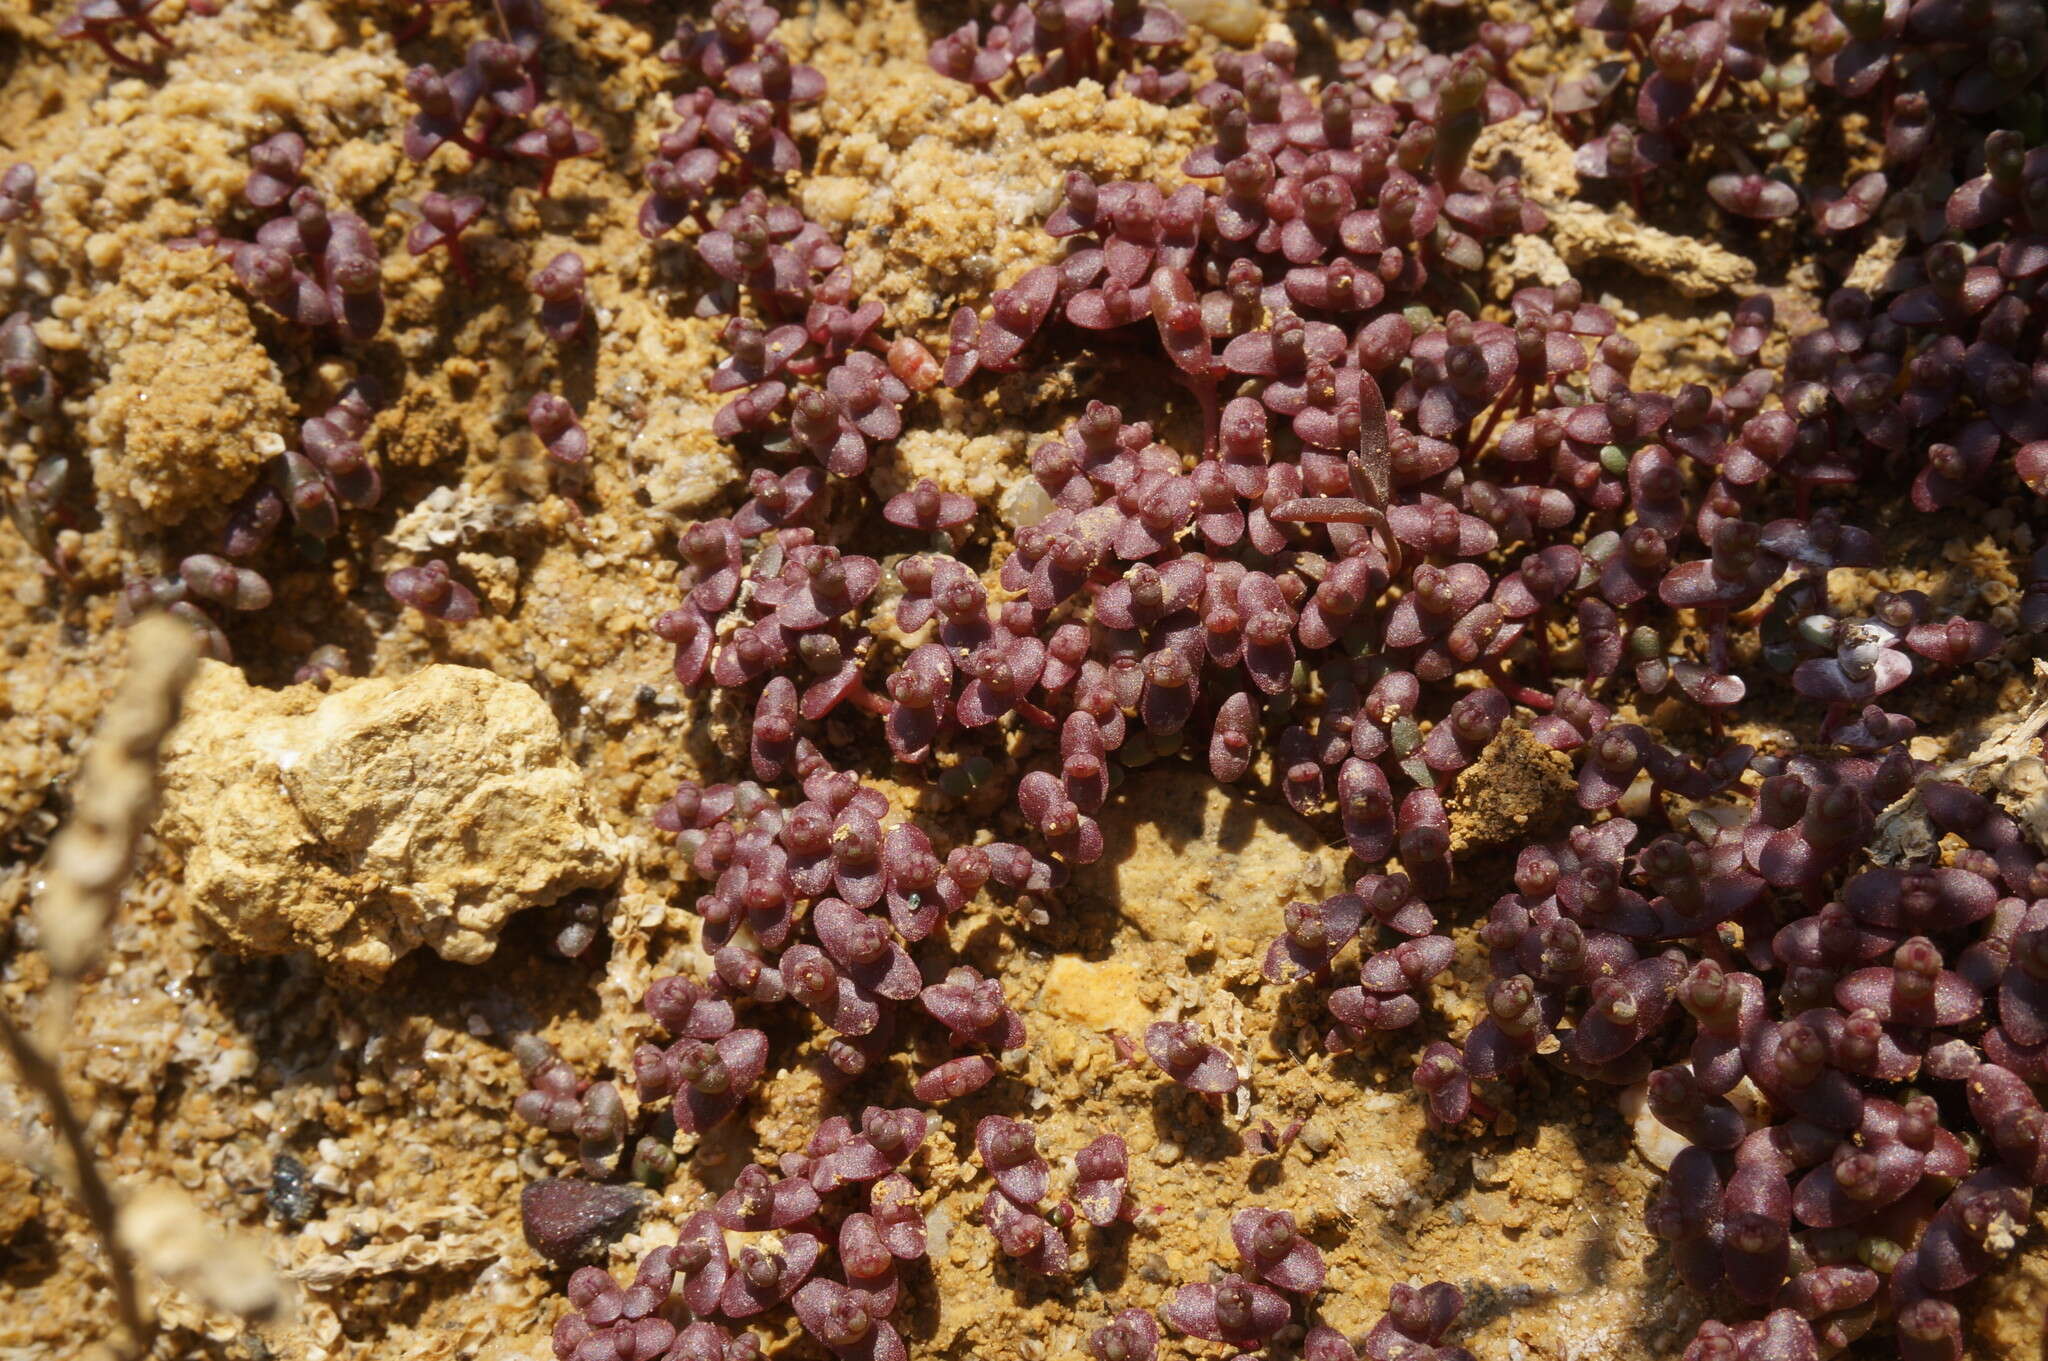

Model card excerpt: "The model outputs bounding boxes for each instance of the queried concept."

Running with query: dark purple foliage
[386,558,480,622]
[1143,1020,1239,1094]
[1165,1274,1290,1348]
[481,9,2048,1361]
[530,251,589,343]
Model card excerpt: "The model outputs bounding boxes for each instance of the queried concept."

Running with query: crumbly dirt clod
[1477,118,1759,299]
[1447,722,1579,857]
[77,248,296,538]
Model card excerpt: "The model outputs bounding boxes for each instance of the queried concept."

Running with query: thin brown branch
[0,1008,153,1349]
[0,614,201,1357]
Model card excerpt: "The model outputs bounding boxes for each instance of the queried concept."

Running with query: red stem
[844,678,894,718]
[1172,369,1220,456]
[1706,608,1730,674]
[87,31,159,74]
[1497,678,1556,711]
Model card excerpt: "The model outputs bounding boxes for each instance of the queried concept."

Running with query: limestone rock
[1163,0,1267,44]
[1036,955,1155,1036]
[804,75,1201,327]
[1476,116,1758,298]
[1074,770,1345,947]
[1548,202,1760,298]
[158,662,624,983]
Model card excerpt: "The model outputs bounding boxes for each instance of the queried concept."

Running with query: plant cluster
[927,0,1189,99]
[37,3,600,660]
[402,14,608,203]
[523,981,938,1361]
[219,142,387,342]
[1164,1207,1325,1348]
[544,1157,931,1361]
[633,3,2046,1357]
[38,120,405,664]
[1556,0,2048,519]
[967,1120,1129,1275]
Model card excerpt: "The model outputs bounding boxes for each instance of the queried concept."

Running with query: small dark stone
[267,1152,316,1227]
[520,1177,651,1262]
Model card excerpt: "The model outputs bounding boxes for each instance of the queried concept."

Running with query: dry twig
[0,615,199,1356]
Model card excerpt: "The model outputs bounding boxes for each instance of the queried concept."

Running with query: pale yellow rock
[1548,203,1760,298]
[1073,769,1344,943]
[119,1183,294,1323]
[158,663,624,983]
[806,69,1203,328]
[0,1159,41,1247]
[1163,0,1267,46]
[619,353,740,519]
[1036,955,1155,1036]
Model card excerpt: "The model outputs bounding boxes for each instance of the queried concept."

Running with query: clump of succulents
[633,4,2044,1356]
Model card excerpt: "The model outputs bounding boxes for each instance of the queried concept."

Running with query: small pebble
[266,1153,316,1228]
[520,1178,651,1262]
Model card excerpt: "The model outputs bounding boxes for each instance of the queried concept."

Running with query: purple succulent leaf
[1143,1021,1239,1093]
[980,1189,1068,1274]
[1230,1208,1326,1293]
[673,1211,730,1315]
[913,1055,998,1102]
[1164,1276,1291,1346]
[719,1233,820,1318]
[975,1115,1051,1205]
[715,1163,822,1231]
[673,1029,770,1134]
[1072,1134,1129,1226]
